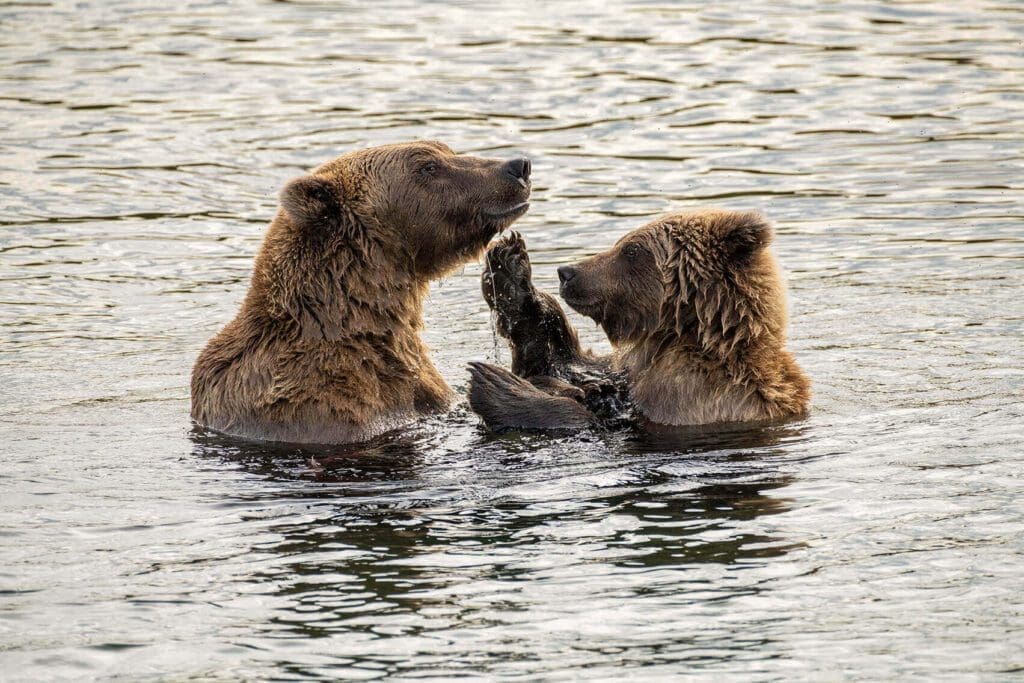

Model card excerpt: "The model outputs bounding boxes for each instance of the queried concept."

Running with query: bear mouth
[483,201,530,221]
[561,292,602,319]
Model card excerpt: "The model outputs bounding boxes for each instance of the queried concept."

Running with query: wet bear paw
[482,231,537,323]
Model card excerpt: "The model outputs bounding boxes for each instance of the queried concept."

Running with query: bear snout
[503,158,532,186]
[558,265,594,311]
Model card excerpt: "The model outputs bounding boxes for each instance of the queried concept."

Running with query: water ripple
[1,0,1023,680]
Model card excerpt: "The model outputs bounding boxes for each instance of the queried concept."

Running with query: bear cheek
[636,279,664,332]
[440,211,491,258]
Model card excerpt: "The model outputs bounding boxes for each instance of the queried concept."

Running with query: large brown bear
[467,209,810,430]
[192,141,531,443]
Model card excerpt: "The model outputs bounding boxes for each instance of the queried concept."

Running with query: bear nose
[505,157,531,181]
[557,265,577,284]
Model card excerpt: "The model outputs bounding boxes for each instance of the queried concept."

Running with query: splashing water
[489,308,503,364]
[487,254,503,364]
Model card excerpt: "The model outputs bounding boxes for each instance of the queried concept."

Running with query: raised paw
[467,361,592,432]
[482,231,536,317]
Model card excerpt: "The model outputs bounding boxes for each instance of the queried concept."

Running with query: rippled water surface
[2,1,1023,679]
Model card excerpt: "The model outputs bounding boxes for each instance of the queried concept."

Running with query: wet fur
[192,141,530,443]
[469,210,811,431]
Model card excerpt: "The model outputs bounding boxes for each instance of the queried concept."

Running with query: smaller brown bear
[192,141,532,443]
[468,209,811,430]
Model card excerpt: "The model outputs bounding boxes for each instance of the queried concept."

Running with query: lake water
[2,1,1023,679]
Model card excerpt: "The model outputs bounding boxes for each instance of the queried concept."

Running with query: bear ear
[724,211,773,263]
[279,174,343,229]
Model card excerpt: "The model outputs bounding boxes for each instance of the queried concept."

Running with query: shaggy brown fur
[192,141,532,443]
[468,209,810,430]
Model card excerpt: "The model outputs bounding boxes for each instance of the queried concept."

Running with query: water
[2,1,1023,679]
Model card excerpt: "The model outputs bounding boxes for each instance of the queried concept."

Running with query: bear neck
[250,215,419,326]
[244,213,444,391]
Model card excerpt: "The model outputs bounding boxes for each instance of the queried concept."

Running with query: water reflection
[250,481,799,645]
[190,427,425,484]
[190,422,803,649]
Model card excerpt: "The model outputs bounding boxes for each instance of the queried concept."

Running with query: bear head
[278,140,532,280]
[557,209,788,358]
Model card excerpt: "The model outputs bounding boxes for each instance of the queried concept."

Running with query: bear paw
[482,231,537,319]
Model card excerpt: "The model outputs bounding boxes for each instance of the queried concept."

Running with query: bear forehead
[313,140,456,176]
[355,140,455,159]
[659,206,765,233]
[607,209,774,283]
[657,209,733,235]
[615,222,668,250]
[651,209,770,246]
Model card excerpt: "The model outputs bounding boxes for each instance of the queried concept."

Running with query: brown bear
[467,209,811,430]
[192,140,532,443]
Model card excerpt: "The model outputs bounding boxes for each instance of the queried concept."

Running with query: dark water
[2,1,1023,679]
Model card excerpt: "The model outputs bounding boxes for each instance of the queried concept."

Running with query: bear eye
[622,243,641,260]
[419,161,438,176]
